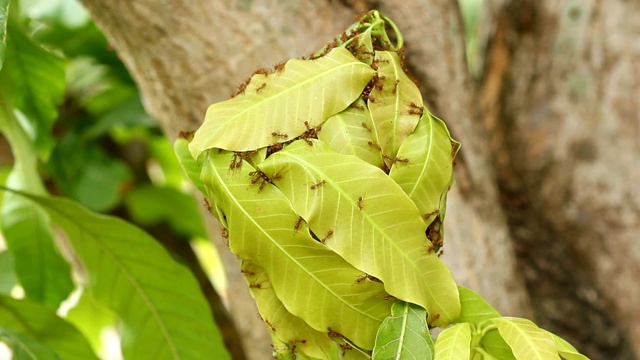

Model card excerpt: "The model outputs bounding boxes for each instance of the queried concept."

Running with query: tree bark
[480,0,640,358]
[81,0,639,359]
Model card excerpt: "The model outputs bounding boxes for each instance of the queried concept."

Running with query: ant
[407,101,424,116]
[299,121,321,145]
[249,167,273,191]
[256,83,267,93]
[357,196,364,210]
[271,131,288,139]
[310,180,325,189]
[321,230,334,243]
[249,283,262,289]
[361,122,372,132]
[293,216,304,233]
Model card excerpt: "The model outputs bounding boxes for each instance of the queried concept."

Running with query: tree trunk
[81,0,639,359]
[480,1,640,358]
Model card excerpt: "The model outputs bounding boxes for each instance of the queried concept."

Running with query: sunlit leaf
[242,261,334,359]
[200,150,392,349]
[434,323,471,360]
[372,301,434,360]
[0,250,17,294]
[1,178,74,308]
[65,289,116,354]
[0,327,62,360]
[545,331,589,360]
[260,140,460,326]
[368,51,423,166]
[492,318,560,360]
[0,295,98,360]
[456,286,500,323]
[189,47,374,156]
[317,97,383,167]
[389,114,458,226]
[4,190,230,360]
[0,11,65,158]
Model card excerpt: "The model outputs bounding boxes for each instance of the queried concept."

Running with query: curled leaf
[189,47,374,156]
[260,140,460,326]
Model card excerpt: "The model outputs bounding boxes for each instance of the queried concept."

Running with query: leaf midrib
[43,201,181,359]
[278,145,454,321]
[210,157,381,322]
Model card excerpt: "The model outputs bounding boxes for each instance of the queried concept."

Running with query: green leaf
[1,181,74,308]
[242,261,335,359]
[479,329,516,360]
[260,140,460,326]
[124,185,207,238]
[368,51,423,166]
[4,190,230,360]
[372,301,434,360]
[0,95,74,308]
[0,250,17,294]
[174,137,207,194]
[0,327,63,360]
[200,150,392,350]
[0,10,65,158]
[434,323,471,360]
[492,318,560,360]
[0,295,98,360]
[456,286,500,323]
[189,47,375,156]
[545,331,590,360]
[0,0,8,70]
[65,290,116,356]
[389,113,458,226]
[317,97,383,167]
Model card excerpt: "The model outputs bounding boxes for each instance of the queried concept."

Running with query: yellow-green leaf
[389,113,458,226]
[434,323,472,360]
[200,150,392,349]
[317,97,383,168]
[260,140,460,326]
[189,47,374,156]
[242,261,334,359]
[492,318,560,360]
[456,286,500,323]
[546,331,590,360]
[368,51,423,166]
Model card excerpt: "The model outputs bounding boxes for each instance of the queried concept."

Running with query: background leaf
[261,140,460,326]
[5,190,230,360]
[0,0,7,70]
[372,301,434,360]
[189,47,374,155]
[434,323,471,360]
[0,295,98,360]
[0,327,62,360]
[492,317,560,360]
[0,8,65,158]
[0,250,17,294]
[456,286,501,323]
[0,107,74,308]
[201,150,392,350]
[123,185,207,238]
